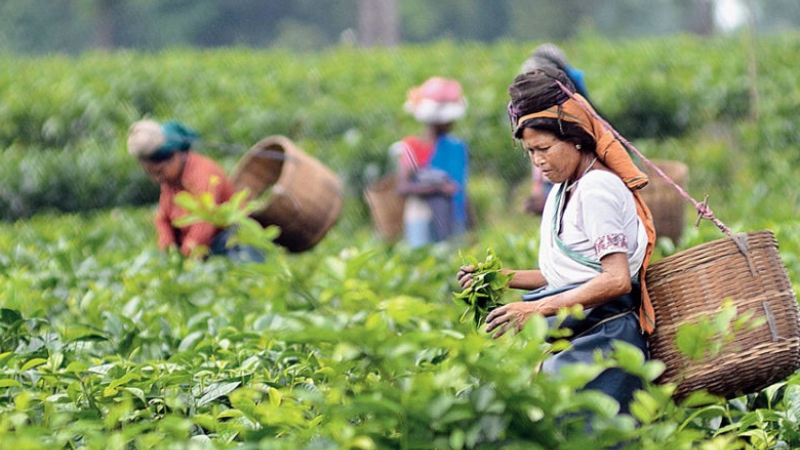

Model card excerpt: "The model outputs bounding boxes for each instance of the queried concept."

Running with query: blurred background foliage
[1,0,799,54]
[0,0,799,236]
[1,33,800,233]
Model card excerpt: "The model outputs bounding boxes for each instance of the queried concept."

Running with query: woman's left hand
[485,302,541,339]
[456,265,476,290]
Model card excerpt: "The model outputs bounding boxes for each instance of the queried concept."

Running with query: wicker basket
[364,174,405,241]
[229,135,343,253]
[646,230,800,399]
[639,159,689,244]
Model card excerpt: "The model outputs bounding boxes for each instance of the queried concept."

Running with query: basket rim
[647,230,776,268]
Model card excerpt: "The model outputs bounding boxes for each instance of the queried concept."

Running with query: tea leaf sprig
[453,248,514,329]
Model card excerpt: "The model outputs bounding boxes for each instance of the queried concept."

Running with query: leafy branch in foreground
[452,248,514,329]
[173,186,282,258]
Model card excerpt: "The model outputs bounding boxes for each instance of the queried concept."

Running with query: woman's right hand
[440,181,459,197]
[456,265,475,290]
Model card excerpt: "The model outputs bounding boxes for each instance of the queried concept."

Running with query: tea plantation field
[3,32,800,449]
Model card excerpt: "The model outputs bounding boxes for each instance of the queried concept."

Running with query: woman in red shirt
[127,119,262,262]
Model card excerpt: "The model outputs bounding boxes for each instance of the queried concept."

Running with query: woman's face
[521,128,583,184]
[140,152,186,185]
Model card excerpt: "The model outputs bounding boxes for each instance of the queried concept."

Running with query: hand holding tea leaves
[453,248,514,329]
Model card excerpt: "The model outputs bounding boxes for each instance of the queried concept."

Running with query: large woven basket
[639,159,689,244]
[646,230,800,399]
[364,174,404,241]
[229,135,343,253]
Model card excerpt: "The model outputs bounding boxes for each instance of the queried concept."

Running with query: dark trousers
[209,227,265,263]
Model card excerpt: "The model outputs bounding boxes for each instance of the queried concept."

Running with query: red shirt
[154,152,235,256]
[398,136,434,170]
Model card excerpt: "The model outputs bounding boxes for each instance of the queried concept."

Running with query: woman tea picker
[127,119,263,262]
[457,67,657,414]
[392,76,470,248]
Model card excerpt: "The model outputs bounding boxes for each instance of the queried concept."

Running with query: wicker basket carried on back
[639,159,688,244]
[646,230,800,399]
[364,174,404,241]
[363,174,479,240]
[229,135,343,253]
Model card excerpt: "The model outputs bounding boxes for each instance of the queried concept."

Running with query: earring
[575,144,581,150]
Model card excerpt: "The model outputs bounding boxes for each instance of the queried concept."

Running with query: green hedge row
[1,33,799,223]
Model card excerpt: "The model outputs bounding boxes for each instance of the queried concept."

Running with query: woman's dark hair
[518,117,596,155]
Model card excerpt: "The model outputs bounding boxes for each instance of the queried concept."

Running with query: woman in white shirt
[458,67,657,415]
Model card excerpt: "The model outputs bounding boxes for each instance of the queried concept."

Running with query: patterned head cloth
[507,66,575,133]
[127,119,198,161]
[403,76,467,125]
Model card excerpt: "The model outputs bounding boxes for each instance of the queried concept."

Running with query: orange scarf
[516,94,657,334]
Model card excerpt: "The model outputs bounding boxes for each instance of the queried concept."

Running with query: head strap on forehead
[516,105,588,133]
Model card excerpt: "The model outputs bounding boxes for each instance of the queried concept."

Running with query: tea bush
[0,209,700,448]
[0,193,799,448]
[1,33,800,223]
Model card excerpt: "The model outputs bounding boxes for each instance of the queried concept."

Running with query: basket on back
[639,159,688,244]
[646,230,800,399]
[364,174,404,241]
[229,135,343,253]
[363,175,480,240]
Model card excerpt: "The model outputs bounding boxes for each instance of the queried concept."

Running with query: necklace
[565,156,598,192]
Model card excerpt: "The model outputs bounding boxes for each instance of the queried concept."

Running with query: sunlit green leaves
[0,205,786,450]
[452,247,514,329]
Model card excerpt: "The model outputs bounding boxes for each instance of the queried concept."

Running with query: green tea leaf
[453,248,513,329]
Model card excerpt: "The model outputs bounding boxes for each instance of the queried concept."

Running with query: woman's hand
[456,265,475,290]
[485,301,542,339]
[440,181,459,196]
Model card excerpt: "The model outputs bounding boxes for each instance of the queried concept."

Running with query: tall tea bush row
[1,34,799,223]
[0,142,160,218]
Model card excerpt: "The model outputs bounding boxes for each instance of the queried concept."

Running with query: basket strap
[552,82,765,287]
[554,80,732,238]
[763,300,780,341]
[731,233,756,277]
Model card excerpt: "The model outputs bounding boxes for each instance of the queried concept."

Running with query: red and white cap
[403,77,467,125]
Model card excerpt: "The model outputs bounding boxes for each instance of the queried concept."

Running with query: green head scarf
[149,120,199,161]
